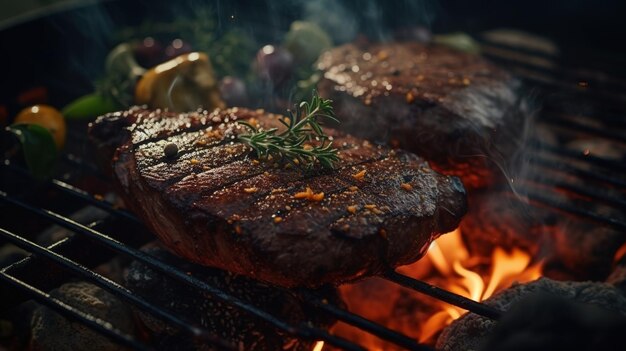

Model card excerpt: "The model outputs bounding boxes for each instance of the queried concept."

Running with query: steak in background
[317,42,532,188]
[89,107,467,287]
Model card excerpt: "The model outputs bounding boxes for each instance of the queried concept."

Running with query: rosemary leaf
[237,91,339,170]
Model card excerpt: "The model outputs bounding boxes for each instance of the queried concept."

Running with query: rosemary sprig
[237,91,340,169]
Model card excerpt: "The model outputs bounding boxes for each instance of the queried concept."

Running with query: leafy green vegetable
[95,43,147,108]
[284,21,332,66]
[62,93,121,120]
[7,124,57,179]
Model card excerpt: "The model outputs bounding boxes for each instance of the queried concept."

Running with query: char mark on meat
[89,107,467,287]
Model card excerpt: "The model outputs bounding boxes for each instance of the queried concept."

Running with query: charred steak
[89,107,467,287]
[317,42,531,188]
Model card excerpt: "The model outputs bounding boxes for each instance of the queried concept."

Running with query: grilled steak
[89,107,467,287]
[317,42,531,188]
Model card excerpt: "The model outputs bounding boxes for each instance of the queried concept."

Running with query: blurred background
[1,0,624,113]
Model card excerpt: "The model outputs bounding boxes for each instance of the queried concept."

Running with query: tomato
[14,105,66,150]
[255,45,293,87]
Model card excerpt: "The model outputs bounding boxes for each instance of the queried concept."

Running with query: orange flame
[312,341,324,351]
[420,229,542,342]
[331,228,542,350]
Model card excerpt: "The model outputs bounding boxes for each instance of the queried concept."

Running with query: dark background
[0,0,624,115]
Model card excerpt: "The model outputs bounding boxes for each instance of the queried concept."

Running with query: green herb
[7,124,57,179]
[237,91,340,169]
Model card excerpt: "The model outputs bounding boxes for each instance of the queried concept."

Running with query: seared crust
[317,42,530,188]
[89,107,467,287]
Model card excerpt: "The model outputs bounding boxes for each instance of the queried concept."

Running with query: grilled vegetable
[284,21,332,66]
[14,105,66,149]
[164,38,193,59]
[62,94,120,120]
[101,43,146,107]
[135,52,224,112]
[6,124,57,179]
[133,37,166,68]
[255,45,294,87]
[219,76,248,106]
[106,43,146,83]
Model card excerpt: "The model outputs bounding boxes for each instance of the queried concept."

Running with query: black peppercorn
[164,143,178,158]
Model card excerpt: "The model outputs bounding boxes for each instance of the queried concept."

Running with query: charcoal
[125,246,340,351]
[437,277,626,351]
[30,282,134,351]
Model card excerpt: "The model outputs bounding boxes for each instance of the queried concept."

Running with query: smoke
[43,2,117,98]
[302,0,440,43]
[303,0,358,43]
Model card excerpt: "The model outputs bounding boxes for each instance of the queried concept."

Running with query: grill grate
[2,34,625,350]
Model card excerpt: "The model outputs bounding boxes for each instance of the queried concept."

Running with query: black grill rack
[1,34,625,351]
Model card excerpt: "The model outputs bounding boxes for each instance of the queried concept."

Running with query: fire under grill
[1,33,625,351]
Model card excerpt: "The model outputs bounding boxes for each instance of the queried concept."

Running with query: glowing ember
[312,341,324,351]
[614,242,626,263]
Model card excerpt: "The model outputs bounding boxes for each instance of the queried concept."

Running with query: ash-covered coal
[437,277,626,351]
[30,282,134,351]
[125,246,340,351]
[461,189,625,281]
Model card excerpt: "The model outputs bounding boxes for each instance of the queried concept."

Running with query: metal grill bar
[524,178,626,209]
[0,167,499,350]
[541,116,626,143]
[530,142,626,173]
[0,227,236,350]
[478,38,626,82]
[0,272,151,351]
[299,290,433,351]
[3,163,511,327]
[0,193,366,351]
[480,44,626,94]
[2,162,140,223]
[530,155,626,189]
[541,107,626,128]
[518,187,626,232]
[478,42,626,108]
[0,169,504,349]
[61,154,104,177]
[384,271,504,320]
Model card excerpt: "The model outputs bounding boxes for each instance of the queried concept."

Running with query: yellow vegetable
[135,52,224,112]
[14,105,66,149]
